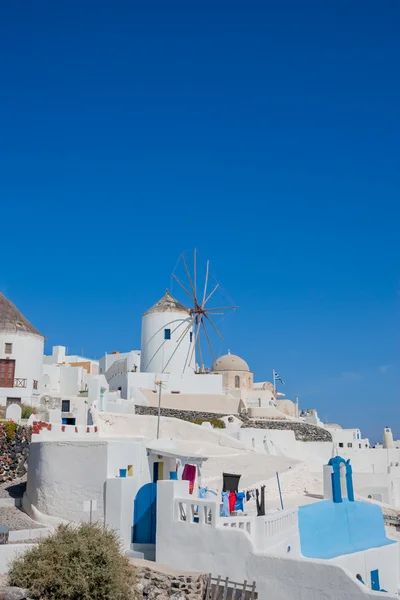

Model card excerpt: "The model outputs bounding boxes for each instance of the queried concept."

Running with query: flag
[274,372,285,385]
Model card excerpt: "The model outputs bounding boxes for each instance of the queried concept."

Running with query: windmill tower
[140,290,194,375]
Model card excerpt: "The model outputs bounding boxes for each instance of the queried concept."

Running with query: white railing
[175,498,217,527]
[261,508,298,538]
[105,358,127,382]
[221,515,254,537]
[174,497,298,548]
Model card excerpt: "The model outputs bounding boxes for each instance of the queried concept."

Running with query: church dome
[211,352,250,372]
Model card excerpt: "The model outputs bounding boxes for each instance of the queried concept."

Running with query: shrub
[21,404,37,420]
[4,421,17,442]
[190,417,225,429]
[8,523,136,600]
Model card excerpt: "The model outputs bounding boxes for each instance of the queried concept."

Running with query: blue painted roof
[298,499,396,559]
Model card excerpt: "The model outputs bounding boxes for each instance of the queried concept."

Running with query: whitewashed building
[0,292,44,408]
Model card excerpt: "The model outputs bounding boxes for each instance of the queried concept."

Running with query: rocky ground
[0,508,42,532]
[0,476,42,533]
[0,477,26,500]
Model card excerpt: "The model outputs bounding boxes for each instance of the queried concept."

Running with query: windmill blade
[202,260,209,306]
[181,252,196,302]
[163,321,195,373]
[197,316,204,368]
[188,315,201,367]
[193,248,197,300]
[176,316,195,342]
[204,313,224,341]
[204,305,239,311]
[172,273,195,304]
[204,283,219,306]
[202,319,216,362]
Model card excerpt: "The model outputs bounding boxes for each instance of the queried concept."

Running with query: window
[338,442,344,448]
[4,343,12,354]
[359,444,361,449]
[234,375,240,388]
[33,380,38,390]
[347,442,352,448]
[190,332,193,342]
[164,328,171,340]
[61,400,70,413]
[6,398,21,407]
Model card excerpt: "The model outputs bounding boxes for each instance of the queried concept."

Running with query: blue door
[133,482,157,544]
[371,569,380,591]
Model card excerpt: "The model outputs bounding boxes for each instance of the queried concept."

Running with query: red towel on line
[229,491,236,513]
[182,464,196,495]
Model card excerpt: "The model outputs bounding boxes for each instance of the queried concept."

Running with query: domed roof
[0,292,45,338]
[143,290,190,316]
[211,351,250,372]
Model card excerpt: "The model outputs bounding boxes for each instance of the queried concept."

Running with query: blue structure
[328,456,354,503]
[133,482,157,544]
[298,499,395,559]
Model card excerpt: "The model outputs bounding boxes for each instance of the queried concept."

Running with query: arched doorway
[133,482,157,544]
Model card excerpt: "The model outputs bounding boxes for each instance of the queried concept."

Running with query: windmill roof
[143,290,190,316]
[0,293,45,338]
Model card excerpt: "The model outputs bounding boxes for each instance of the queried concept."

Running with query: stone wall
[134,405,229,425]
[134,405,332,442]
[0,425,31,483]
[131,559,207,600]
[240,416,333,441]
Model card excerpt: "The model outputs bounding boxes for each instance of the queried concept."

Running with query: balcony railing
[14,378,27,388]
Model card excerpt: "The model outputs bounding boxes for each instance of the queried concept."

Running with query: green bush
[190,417,225,429]
[4,421,17,442]
[21,404,37,420]
[8,523,136,600]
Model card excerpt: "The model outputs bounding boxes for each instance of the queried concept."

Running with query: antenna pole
[296,395,299,418]
[273,369,275,396]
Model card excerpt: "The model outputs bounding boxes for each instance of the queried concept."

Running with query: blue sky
[0,0,399,442]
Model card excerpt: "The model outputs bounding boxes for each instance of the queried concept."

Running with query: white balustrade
[174,496,298,551]
[262,508,298,539]
[175,498,217,526]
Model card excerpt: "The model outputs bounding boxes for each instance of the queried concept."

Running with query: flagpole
[273,369,275,396]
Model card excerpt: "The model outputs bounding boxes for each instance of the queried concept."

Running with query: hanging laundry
[229,491,236,513]
[256,489,262,516]
[221,491,230,516]
[223,473,241,493]
[246,490,251,502]
[198,487,207,499]
[182,464,196,495]
[260,485,266,516]
[235,491,245,512]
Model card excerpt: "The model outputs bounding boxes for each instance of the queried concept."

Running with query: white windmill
[140,250,237,376]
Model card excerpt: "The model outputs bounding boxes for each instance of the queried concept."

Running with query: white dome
[211,352,250,372]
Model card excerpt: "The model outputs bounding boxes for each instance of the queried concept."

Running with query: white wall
[60,366,86,396]
[141,310,194,375]
[333,543,400,595]
[0,544,36,575]
[25,440,108,523]
[99,351,141,375]
[156,480,399,600]
[108,370,224,401]
[0,331,44,406]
